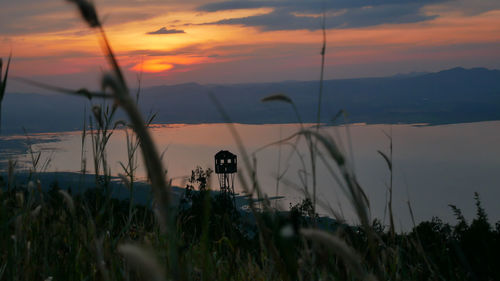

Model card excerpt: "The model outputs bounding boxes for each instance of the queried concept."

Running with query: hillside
[3,67,500,134]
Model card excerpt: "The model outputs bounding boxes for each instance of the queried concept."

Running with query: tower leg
[231,175,236,208]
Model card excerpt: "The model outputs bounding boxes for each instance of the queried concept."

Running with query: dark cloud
[146,27,185,34]
[0,2,78,35]
[0,0,177,35]
[198,0,446,12]
[126,45,202,57]
[196,0,450,30]
[103,11,159,25]
[125,42,321,61]
[2,0,499,36]
[435,0,500,16]
[124,43,248,59]
[8,51,99,65]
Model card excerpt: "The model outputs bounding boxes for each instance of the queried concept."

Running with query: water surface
[2,121,500,229]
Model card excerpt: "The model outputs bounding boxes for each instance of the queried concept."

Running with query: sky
[2,0,500,92]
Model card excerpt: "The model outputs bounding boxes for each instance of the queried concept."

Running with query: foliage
[1,1,500,280]
[1,175,500,280]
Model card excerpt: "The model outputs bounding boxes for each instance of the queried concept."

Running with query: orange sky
[2,0,500,92]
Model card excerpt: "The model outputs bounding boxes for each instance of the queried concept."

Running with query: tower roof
[215,150,236,159]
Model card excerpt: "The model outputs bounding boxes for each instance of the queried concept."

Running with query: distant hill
[2,67,500,134]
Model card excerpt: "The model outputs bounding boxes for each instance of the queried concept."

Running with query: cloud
[196,0,450,31]
[430,0,500,16]
[198,0,445,12]
[146,27,185,35]
[124,42,315,62]
[126,44,204,57]
[0,0,176,35]
[0,2,77,35]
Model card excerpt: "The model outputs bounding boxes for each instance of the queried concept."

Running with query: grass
[0,53,11,134]
[1,1,500,280]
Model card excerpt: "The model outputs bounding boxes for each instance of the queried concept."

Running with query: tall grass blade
[0,263,6,280]
[378,130,395,237]
[0,54,11,134]
[261,93,293,104]
[377,151,392,171]
[66,0,101,28]
[0,55,11,97]
[262,93,303,126]
[12,77,112,99]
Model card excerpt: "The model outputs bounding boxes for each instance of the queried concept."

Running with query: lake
[2,121,500,230]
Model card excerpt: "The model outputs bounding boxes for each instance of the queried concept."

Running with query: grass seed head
[101,73,127,102]
[118,244,166,281]
[58,190,75,215]
[67,0,101,28]
[91,105,103,128]
[280,224,295,238]
[15,192,24,207]
[118,173,131,189]
[31,205,42,218]
[28,181,35,190]
[261,93,293,104]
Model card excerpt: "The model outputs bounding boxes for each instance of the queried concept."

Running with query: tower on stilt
[214,150,237,198]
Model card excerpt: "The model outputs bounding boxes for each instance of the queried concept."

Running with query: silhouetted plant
[178,167,244,243]
[0,54,11,134]
[3,1,500,280]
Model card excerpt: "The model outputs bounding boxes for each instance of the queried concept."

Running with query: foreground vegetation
[1,1,500,280]
[0,172,499,280]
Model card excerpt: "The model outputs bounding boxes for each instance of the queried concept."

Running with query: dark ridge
[2,67,500,134]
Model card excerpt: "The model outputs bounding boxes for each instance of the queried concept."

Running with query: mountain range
[2,67,500,134]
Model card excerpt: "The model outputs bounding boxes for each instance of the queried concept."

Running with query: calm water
[2,121,500,229]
